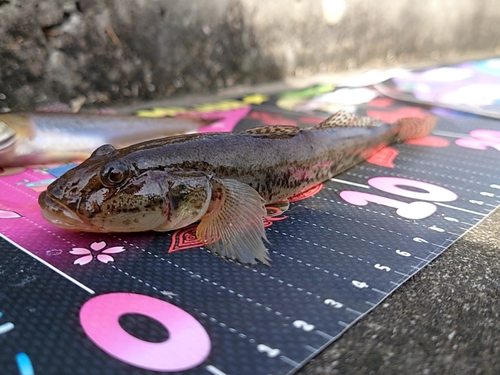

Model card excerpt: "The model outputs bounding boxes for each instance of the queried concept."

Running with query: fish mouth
[38,190,92,231]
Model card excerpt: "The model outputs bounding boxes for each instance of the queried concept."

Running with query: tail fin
[394,116,436,141]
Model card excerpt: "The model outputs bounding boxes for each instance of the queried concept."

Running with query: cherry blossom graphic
[168,223,202,253]
[404,135,449,147]
[247,111,298,125]
[298,116,328,125]
[366,106,428,123]
[368,97,394,108]
[168,209,289,253]
[0,209,21,219]
[262,214,288,227]
[69,241,126,265]
[366,146,398,168]
[288,183,323,202]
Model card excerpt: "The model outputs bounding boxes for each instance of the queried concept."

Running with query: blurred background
[1,0,500,111]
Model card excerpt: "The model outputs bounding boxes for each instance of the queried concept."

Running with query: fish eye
[99,161,130,187]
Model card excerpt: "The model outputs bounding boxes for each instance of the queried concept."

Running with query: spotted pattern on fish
[39,110,436,265]
[318,111,375,128]
[244,125,300,137]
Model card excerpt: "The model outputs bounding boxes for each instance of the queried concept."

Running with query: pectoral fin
[196,178,270,265]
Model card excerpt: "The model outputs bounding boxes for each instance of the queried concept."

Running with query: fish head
[38,144,213,233]
[38,144,168,232]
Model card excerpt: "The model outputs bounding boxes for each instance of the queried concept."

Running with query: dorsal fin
[317,110,376,129]
[242,125,300,138]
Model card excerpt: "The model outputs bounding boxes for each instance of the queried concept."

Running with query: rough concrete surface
[1,0,500,111]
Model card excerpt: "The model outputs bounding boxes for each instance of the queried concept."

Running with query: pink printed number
[339,191,437,220]
[470,129,500,142]
[456,129,500,151]
[340,177,457,219]
[80,293,211,371]
[368,177,457,202]
[455,138,500,151]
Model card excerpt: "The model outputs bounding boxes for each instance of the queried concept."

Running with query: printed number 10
[340,177,457,219]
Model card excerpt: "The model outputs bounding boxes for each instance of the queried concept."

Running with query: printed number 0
[368,177,457,202]
[79,293,211,372]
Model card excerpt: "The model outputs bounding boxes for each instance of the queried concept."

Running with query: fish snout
[44,176,70,201]
[38,190,88,230]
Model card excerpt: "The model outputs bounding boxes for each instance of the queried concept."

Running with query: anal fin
[196,178,270,265]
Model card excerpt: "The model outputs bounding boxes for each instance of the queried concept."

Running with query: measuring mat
[1,62,500,375]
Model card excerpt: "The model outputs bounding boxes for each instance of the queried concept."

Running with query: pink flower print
[69,241,126,265]
[0,209,21,219]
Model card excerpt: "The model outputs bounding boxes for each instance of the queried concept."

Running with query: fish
[0,112,203,167]
[38,110,435,265]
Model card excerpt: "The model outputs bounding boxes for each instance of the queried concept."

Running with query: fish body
[38,111,435,265]
[0,112,201,167]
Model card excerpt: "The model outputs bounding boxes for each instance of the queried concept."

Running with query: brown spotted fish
[38,111,435,265]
